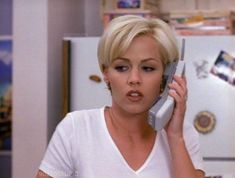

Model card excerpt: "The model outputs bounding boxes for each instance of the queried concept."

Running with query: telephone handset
[149,39,186,131]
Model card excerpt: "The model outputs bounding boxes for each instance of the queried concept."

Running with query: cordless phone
[149,39,186,131]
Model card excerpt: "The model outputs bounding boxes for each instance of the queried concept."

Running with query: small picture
[210,50,235,86]
[116,0,143,9]
[0,37,12,150]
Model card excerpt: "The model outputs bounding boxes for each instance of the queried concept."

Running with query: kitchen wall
[13,0,83,178]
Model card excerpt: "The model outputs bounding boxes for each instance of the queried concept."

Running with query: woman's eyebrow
[115,57,162,65]
[142,58,160,62]
[142,58,162,64]
[117,57,160,62]
[115,57,130,62]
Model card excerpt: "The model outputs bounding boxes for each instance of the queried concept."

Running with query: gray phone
[149,39,186,131]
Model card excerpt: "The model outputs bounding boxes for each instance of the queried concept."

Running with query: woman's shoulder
[160,120,199,144]
[56,107,105,133]
[183,120,201,150]
[183,120,199,138]
[68,107,104,123]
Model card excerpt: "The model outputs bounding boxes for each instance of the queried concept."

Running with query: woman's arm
[166,75,205,178]
[36,170,52,178]
[167,134,204,178]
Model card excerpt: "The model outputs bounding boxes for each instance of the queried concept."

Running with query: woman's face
[104,35,164,115]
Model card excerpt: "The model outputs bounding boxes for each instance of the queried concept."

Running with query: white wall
[13,0,83,178]
[13,1,48,178]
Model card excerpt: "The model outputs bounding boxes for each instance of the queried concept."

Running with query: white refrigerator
[63,36,235,177]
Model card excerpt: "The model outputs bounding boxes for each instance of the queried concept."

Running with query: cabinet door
[70,37,111,111]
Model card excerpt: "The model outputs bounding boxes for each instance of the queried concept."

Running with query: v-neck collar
[100,106,158,174]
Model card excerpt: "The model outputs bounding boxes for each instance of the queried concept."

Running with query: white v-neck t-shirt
[39,107,204,178]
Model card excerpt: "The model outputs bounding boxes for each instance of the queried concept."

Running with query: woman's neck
[106,106,154,139]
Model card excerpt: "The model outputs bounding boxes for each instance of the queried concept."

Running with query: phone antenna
[181,38,185,61]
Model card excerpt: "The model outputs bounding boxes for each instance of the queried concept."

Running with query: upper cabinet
[101,0,235,35]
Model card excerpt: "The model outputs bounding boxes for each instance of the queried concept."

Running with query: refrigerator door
[70,37,111,111]
[180,36,235,176]
[68,36,235,176]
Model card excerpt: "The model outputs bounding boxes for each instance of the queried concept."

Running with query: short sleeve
[183,120,205,172]
[39,114,75,178]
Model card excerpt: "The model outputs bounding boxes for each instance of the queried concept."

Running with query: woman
[37,15,205,178]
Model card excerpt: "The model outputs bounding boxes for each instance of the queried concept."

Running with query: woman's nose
[127,68,142,86]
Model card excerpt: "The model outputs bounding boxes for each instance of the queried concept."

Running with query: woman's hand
[164,76,205,178]
[165,75,188,139]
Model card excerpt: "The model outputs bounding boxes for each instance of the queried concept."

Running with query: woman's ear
[102,67,109,83]
[102,67,111,91]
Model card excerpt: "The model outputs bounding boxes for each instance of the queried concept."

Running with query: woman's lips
[126,90,143,102]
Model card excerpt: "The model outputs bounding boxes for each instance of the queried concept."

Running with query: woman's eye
[114,66,129,72]
[142,66,155,72]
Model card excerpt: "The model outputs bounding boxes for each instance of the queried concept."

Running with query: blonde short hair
[97,15,179,72]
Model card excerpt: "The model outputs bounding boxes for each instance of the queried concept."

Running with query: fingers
[168,75,188,103]
[165,75,187,136]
